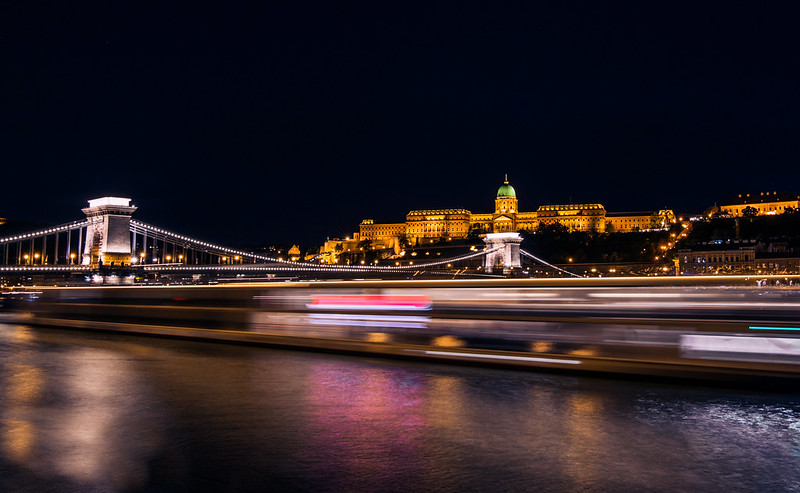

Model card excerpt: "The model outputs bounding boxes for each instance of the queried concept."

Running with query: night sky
[2,2,799,247]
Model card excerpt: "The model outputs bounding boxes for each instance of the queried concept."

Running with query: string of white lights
[0,218,499,272]
[421,270,506,279]
[0,266,92,272]
[132,219,502,272]
[144,264,406,273]
[131,220,252,254]
[0,220,91,244]
[393,246,502,270]
[143,246,503,273]
[131,220,284,263]
[520,249,582,277]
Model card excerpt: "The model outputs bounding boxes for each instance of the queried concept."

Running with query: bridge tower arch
[482,232,522,274]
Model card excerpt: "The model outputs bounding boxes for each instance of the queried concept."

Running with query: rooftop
[723,192,799,206]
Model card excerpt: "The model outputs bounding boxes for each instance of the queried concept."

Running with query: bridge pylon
[482,232,522,274]
[81,197,137,267]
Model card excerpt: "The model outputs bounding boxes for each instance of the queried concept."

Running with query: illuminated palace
[320,178,676,261]
[719,192,800,216]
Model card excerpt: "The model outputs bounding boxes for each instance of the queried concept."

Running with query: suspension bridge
[0,197,576,281]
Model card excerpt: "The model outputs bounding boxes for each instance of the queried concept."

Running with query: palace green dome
[497,181,516,198]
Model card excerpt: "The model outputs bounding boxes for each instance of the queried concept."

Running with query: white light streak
[589,292,685,298]
[409,350,582,364]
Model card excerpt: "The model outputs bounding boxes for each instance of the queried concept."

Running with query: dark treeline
[521,224,677,264]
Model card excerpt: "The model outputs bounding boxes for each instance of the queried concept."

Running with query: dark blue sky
[2,2,799,246]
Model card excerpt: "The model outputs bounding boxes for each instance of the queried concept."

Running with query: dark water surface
[1,323,799,492]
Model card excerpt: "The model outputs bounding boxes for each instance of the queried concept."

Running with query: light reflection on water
[0,323,799,492]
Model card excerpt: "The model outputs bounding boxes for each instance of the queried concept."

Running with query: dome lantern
[496,174,516,198]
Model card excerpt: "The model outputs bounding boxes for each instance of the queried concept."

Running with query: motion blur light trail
[7,277,800,385]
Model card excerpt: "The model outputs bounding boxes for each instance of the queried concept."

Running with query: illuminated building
[288,245,301,261]
[534,204,606,232]
[320,236,370,264]
[406,209,471,240]
[359,219,406,242]
[720,192,800,216]
[678,247,757,274]
[399,178,628,243]
[320,177,676,262]
[678,247,800,275]
[606,210,677,232]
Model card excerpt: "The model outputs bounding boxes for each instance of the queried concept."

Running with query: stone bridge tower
[482,232,522,274]
[81,197,137,267]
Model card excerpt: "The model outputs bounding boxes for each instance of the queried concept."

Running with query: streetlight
[179,254,183,263]
[140,252,146,264]
[70,253,76,265]
[23,254,29,265]
[34,253,40,264]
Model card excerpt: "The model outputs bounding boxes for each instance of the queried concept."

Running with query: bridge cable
[519,249,582,278]
[132,220,503,272]
[0,220,91,244]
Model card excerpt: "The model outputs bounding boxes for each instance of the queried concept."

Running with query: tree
[536,222,569,236]
[397,233,409,249]
[742,206,758,218]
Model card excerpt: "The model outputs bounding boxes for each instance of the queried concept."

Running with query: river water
[1,322,799,492]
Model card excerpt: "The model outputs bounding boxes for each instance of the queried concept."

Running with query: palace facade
[319,178,676,262]
[720,192,800,216]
